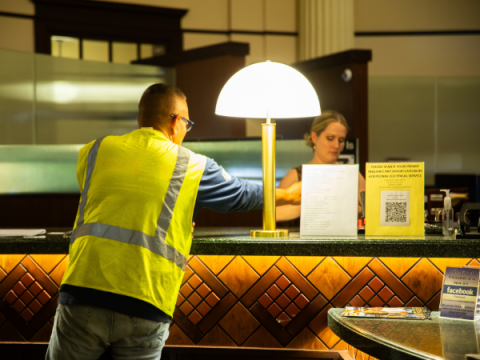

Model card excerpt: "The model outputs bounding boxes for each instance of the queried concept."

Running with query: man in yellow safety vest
[46,83,301,360]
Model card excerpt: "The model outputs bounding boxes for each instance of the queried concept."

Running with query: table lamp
[215,61,321,238]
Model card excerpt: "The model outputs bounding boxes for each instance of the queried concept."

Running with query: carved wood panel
[1,254,478,359]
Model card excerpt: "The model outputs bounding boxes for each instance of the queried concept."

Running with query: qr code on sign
[385,202,407,223]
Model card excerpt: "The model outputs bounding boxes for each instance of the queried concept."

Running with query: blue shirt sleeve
[193,157,263,219]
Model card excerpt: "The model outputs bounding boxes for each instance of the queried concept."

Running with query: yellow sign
[366,163,424,236]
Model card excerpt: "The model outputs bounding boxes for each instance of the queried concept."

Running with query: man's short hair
[138,83,186,127]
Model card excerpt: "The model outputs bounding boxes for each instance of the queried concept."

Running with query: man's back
[63,128,206,317]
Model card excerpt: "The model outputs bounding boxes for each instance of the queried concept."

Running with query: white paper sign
[300,165,359,237]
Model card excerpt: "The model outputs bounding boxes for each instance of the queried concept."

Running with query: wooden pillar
[298,0,354,61]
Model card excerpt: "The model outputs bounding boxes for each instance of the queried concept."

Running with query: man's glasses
[170,114,194,132]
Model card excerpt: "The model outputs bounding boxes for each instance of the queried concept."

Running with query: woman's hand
[276,181,302,206]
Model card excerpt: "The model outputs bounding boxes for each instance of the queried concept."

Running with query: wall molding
[355,30,480,37]
[183,29,297,37]
[0,11,34,20]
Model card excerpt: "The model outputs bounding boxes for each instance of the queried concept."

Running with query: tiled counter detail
[0,255,68,341]
[1,254,479,359]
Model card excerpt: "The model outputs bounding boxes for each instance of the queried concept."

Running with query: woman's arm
[276,169,302,221]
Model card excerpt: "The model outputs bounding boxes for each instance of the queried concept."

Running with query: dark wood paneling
[135,42,249,140]
[194,209,263,227]
[32,0,186,55]
[176,54,247,139]
[0,194,79,228]
[134,41,249,67]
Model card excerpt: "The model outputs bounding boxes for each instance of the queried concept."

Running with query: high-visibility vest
[61,129,207,317]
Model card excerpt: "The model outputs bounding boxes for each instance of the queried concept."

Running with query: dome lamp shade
[215,61,320,119]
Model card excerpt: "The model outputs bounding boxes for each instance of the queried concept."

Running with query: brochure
[342,307,431,320]
[440,266,480,321]
[365,162,424,236]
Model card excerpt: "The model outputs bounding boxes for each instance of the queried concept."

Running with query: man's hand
[275,181,302,206]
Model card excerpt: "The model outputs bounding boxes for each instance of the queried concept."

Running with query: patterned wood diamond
[308,304,339,348]
[359,286,375,301]
[468,259,480,267]
[307,257,351,300]
[256,273,311,328]
[286,257,324,276]
[49,256,69,286]
[243,326,283,348]
[349,295,365,307]
[378,287,394,302]
[276,312,291,328]
[197,255,234,275]
[176,273,221,325]
[388,296,404,307]
[198,325,236,347]
[368,278,384,292]
[219,303,260,345]
[333,257,372,277]
[243,256,280,275]
[0,268,6,283]
[369,295,384,307]
[428,258,471,274]
[286,327,328,350]
[218,256,259,298]
[0,256,60,342]
[369,259,413,303]
[30,255,66,274]
[402,258,443,303]
[0,255,25,273]
[0,254,467,353]
[379,258,419,278]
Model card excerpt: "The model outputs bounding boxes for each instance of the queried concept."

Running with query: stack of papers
[0,229,46,237]
[342,307,431,320]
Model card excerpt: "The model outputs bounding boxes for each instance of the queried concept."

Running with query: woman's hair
[304,110,350,148]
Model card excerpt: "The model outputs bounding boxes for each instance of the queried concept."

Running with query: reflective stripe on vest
[71,137,190,271]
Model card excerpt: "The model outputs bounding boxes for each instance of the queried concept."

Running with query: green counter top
[0,227,479,257]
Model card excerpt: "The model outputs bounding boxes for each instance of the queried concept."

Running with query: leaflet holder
[457,203,480,239]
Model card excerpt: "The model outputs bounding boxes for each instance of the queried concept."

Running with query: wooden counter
[1,227,479,360]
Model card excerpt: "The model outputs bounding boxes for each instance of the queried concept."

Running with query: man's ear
[171,114,179,135]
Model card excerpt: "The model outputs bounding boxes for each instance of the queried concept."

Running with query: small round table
[328,308,480,360]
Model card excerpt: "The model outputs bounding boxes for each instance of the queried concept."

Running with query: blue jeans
[46,304,170,360]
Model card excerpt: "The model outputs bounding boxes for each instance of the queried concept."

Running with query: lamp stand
[251,119,289,238]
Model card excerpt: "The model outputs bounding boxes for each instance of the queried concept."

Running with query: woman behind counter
[277,110,366,222]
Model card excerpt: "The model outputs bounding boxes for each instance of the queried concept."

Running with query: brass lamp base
[250,229,289,238]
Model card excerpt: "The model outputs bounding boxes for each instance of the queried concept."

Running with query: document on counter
[0,229,46,236]
[300,164,358,237]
